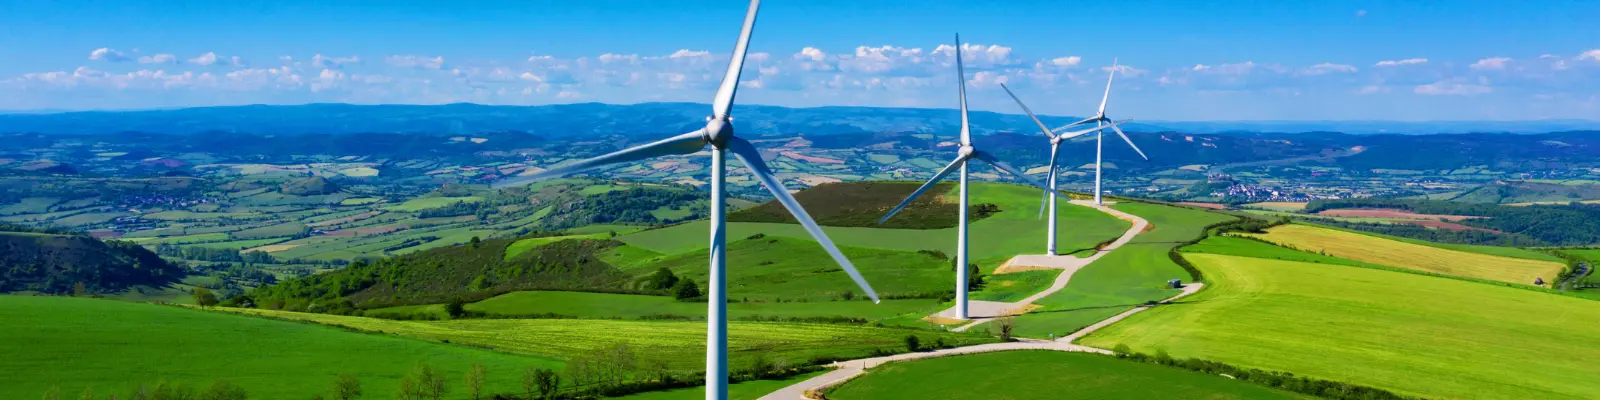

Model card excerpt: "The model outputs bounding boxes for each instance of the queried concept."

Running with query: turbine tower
[491,2,880,399]
[878,34,1062,319]
[1056,59,1147,205]
[999,83,1127,255]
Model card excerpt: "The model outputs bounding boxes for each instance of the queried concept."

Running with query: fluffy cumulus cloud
[1375,58,1427,67]
[1301,63,1358,75]
[188,52,219,66]
[89,48,130,62]
[1470,57,1512,70]
[138,54,177,64]
[385,55,445,69]
[9,44,1600,118]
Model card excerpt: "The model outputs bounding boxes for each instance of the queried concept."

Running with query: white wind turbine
[491,1,880,398]
[1055,59,1147,205]
[878,34,1065,320]
[998,83,1128,255]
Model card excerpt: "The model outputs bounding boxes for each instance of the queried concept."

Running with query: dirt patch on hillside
[1318,208,1480,221]
[1177,202,1228,210]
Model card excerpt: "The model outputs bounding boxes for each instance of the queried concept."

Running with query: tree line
[1304,198,1600,245]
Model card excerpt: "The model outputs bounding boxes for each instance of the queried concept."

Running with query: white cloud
[229,56,247,67]
[137,54,177,64]
[1048,56,1081,68]
[88,48,130,62]
[932,43,1015,66]
[312,54,360,69]
[1539,54,1560,59]
[1415,80,1491,95]
[385,55,445,69]
[668,49,711,59]
[1580,49,1600,62]
[1194,61,1255,75]
[1375,58,1427,67]
[1355,9,1367,17]
[793,47,832,71]
[188,52,219,66]
[840,45,925,74]
[794,47,826,62]
[596,53,639,65]
[1102,64,1147,77]
[518,72,544,82]
[1302,63,1357,75]
[1469,57,1511,70]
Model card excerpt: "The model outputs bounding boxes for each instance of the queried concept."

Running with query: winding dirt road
[758,200,1206,400]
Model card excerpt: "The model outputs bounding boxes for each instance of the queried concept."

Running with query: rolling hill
[0,231,184,294]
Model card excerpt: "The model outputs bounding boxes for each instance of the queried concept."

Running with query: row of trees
[154,244,277,264]
[1304,198,1600,245]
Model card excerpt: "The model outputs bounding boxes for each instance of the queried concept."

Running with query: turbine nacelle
[703,117,733,148]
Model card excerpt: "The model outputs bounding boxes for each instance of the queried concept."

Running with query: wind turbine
[491,1,880,399]
[877,34,1064,320]
[998,83,1128,255]
[1054,59,1147,205]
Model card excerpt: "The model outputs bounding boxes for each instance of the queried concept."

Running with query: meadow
[1009,202,1235,338]
[612,371,827,400]
[1240,223,1564,285]
[219,307,1000,372]
[826,351,1302,400]
[0,296,558,399]
[635,236,960,301]
[1080,253,1600,399]
[619,182,1130,267]
[368,290,942,321]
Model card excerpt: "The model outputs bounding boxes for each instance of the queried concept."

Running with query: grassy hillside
[1241,224,1564,285]
[826,351,1302,400]
[0,232,185,294]
[728,181,983,229]
[612,371,827,400]
[461,291,940,321]
[638,236,957,301]
[1009,203,1235,338]
[1081,253,1600,400]
[219,307,999,373]
[620,182,1129,266]
[243,236,634,310]
[0,296,558,399]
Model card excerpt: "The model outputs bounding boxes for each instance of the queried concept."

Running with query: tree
[468,236,481,250]
[406,363,447,400]
[192,286,219,308]
[997,317,1017,341]
[445,298,466,319]
[464,363,485,400]
[42,386,60,400]
[645,267,679,291]
[329,374,360,400]
[79,386,93,400]
[672,279,701,301]
[73,281,88,297]
[532,368,559,400]
[198,380,246,400]
[904,335,921,352]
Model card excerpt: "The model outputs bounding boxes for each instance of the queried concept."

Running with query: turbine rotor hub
[957,145,976,159]
[704,116,732,148]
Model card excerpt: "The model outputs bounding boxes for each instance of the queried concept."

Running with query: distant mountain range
[1,102,1596,136]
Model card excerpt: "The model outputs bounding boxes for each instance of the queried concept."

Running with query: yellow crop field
[1240,224,1563,285]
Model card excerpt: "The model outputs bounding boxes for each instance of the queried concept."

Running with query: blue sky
[2,0,1597,120]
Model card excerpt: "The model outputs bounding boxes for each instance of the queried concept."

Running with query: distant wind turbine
[491,1,881,399]
[878,34,1064,320]
[1055,58,1148,205]
[998,83,1127,255]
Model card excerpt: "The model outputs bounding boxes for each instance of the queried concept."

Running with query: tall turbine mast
[493,2,879,399]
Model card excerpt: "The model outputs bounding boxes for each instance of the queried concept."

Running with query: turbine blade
[972,150,1061,195]
[1054,119,1128,140]
[491,130,707,189]
[999,83,1055,139]
[711,0,761,118]
[1050,116,1100,133]
[879,155,967,224]
[728,137,880,303]
[1098,57,1117,115]
[1109,123,1149,160]
[955,33,971,146]
[1037,142,1059,220]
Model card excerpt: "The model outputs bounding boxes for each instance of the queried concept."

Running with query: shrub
[903,335,921,352]
[464,363,486,400]
[672,280,702,301]
[330,374,360,400]
[445,299,466,319]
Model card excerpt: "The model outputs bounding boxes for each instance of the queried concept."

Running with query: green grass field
[635,236,958,301]
[461,291,941,321]
[827,351,1302,399]
[1081,253,1600,399]
[384,196,483,212]
[504,233,611,259]
[1242,224,1564,285]
[620,182,1129,267]
[0,296,559,399]
[219,307,998,372]
[1009,202,1234,338]
[612,371,827,400]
